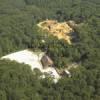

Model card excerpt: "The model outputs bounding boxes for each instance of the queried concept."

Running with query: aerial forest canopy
[0,0,100,100]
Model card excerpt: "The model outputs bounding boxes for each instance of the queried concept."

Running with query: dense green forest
[0,0,100,100]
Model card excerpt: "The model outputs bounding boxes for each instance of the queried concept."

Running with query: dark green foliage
[0,0,100,100]
[0,60,99,100]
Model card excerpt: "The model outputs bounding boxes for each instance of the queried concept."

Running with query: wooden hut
[41,55,54,68]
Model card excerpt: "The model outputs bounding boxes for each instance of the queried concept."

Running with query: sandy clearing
[37,20,73,44]
[1,49,60,81]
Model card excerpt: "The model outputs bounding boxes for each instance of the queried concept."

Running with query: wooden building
[41,55,54,68]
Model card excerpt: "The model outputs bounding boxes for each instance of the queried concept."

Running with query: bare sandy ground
[1,49,60,82]
[37,20,73,44]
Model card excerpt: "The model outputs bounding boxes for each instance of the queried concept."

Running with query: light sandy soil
[37,19,73,44]
[1,50,60,82]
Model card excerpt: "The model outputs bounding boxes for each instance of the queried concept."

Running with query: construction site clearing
[37,19,74,44]
[1,49,74,83]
